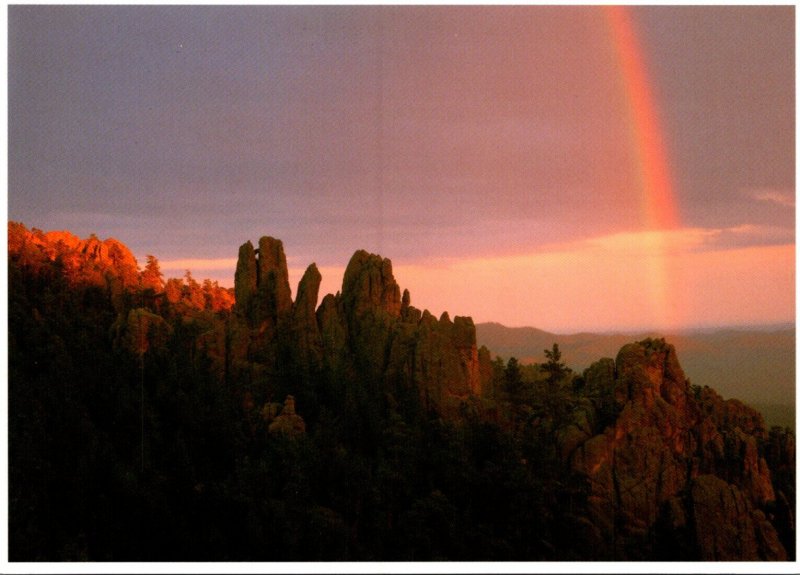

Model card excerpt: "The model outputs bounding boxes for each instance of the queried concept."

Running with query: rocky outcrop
[291,264,323,370]
[341,250,402,319]
[694,386,775,506]
[572,340,695,558]
[234,241,258,316]
[9,222,793,561]
[231,240,490,416]
[339,251,402,383]
[227,237,790,561]
[656,475,786,560]
[317,293,349,378]
[571,338,787,560]
[257,236,293,326]
[404,311,484,412]
[8,222,140,289]
[233,236,293,329]
[268,395,306,437]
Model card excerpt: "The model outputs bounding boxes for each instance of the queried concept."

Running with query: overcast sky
[8,5,794,332]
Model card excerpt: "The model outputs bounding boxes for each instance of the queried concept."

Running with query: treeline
[8,227,595,561]
[8,224,795,561]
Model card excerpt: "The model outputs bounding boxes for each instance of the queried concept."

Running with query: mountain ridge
[7,222,795,561]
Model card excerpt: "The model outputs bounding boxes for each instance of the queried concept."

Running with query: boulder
[268,395,306,437]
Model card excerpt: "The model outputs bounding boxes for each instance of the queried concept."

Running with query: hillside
[477,322,796,428]
[8,222,795,561]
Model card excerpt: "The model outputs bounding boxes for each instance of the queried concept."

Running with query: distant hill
[477,322,795,429]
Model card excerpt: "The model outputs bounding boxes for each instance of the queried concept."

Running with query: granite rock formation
[10,222,792,561]
[569,338,788,560]
[227,240,793,560]
[230,238,491,417]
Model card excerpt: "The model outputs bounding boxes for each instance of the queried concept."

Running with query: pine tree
[141,255,164,293]
[542,343,570,386]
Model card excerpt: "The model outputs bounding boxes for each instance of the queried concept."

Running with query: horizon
[8,5,794,334]
[15,218,797,336]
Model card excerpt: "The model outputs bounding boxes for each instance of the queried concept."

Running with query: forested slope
[8,223,795,561]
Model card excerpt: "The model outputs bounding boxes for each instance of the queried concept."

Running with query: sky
[8,5,795,333]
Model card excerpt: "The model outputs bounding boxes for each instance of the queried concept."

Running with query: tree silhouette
[542,343,570,387]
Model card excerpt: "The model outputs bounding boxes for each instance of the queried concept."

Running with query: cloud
[576,224,793,257]
[749,188,795,208]
[584,228,719,256]
[391,227,794,332]
[159,258,239,271]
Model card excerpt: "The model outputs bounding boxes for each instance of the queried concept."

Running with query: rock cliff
[234,236,293,328]
[8,223,793,561]
[232,239,491,415]
[570,338,787,560]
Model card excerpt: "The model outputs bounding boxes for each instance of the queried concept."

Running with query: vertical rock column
[292,263,323,370]
[256,236,293,328]
[234,240,257,319]
[340,250,402,384]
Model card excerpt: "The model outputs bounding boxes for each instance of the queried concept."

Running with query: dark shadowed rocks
[234,241,258,316]
[233,236,293,328]
[316,293,349,379]
[342,250,401,319]
[268,395,306,437]
[229,236,791,561]
[568,338,787,560]
[405,311,485,413]
[257,236,293,326]
[657,475,786,560]
[694,385,775,506]
[291,264,323,371]
[340,250,402,383]
[8,222,794,561]
[231,241,490,417]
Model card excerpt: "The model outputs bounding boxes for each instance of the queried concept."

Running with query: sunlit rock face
[8,221,793,561]
[570,338,785,560]
[8,222,140,289]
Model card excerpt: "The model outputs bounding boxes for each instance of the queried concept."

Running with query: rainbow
[605,5,680,230]
[604,6,681,328]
